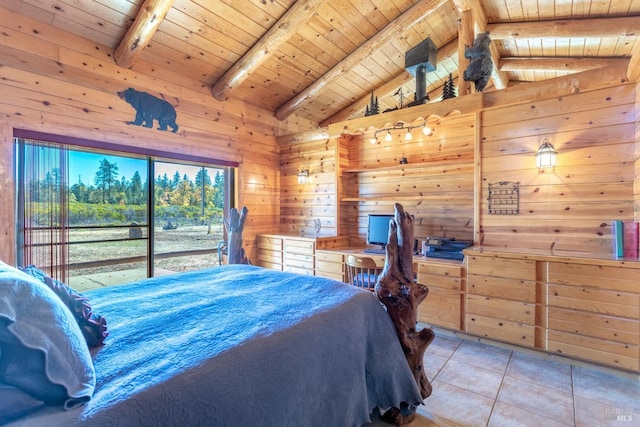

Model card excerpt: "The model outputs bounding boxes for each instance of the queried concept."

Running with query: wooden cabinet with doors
[315,249,346,282]
[465,252,540,348]
[415,258,465,331]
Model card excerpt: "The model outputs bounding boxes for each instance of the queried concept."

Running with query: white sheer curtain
[16,139,70,281]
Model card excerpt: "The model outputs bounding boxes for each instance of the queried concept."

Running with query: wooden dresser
[255,234,349,276]
[464,247,640,373]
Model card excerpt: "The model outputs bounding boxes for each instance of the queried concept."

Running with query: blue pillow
[0,261,95,409]
[19,265,108,348]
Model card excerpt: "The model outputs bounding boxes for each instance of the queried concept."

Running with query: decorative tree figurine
[442,73,457,100]
[364,91,379,116]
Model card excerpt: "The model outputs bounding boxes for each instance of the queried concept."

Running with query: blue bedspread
[8,264,422,427]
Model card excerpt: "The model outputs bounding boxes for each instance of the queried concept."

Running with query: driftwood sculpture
[375,203,434,424]
[227,206,250,265]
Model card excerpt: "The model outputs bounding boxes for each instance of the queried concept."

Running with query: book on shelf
[611,220,624,258]
[623,220,639,259]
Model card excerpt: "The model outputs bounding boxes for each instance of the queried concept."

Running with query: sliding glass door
[16,138,234,289]
[152,161,227,273]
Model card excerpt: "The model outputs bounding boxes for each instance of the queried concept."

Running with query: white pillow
[0,261,95,409]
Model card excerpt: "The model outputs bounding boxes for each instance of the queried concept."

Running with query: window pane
[69,150,149,226]
[153,161,227,272]
[66,150,149,285]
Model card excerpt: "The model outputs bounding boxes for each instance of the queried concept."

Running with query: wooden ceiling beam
[457,9,474,96]
[488,16,640,39]
[500,57,630,73]
[274,0,449,121]
[211,0,325,101]
[113,0,175,69]
[627,39,640,82]
[484,61,629,109]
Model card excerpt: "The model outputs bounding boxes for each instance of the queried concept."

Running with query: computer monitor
[366,214,394,250]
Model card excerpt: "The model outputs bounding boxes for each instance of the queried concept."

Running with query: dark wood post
[376,203,434,424]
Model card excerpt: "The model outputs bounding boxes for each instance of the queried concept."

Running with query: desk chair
[345,254,382,291]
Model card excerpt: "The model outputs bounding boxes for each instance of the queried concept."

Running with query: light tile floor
[367,329,640,427]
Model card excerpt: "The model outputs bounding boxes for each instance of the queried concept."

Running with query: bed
[0,261,423,426]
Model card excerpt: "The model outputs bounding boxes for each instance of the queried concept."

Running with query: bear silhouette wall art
[117,88,179,133]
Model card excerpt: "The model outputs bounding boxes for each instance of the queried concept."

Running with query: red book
[623,221,639,259]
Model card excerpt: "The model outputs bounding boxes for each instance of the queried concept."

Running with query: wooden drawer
[285,253,314,270]
[316,250,343,263]
[284,238,315,253]
[467,294,536,325]
[548,307,640,345]
[547,283,640,319]
[468,274,536,302]
[467,313,536,347]
[416,261,462,290]
[257,236,283,251]
[285,251,314,262]
[416,262,463,277]
[257,250,282,265]
[467,255,536,280]
[548,262,639,293]
[418,287,461,330]
[417,273,461,290]
[548,329,639,371]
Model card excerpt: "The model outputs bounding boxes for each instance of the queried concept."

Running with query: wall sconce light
[535,138,557,169]
[297,169,309,185]
[369,121,434,145]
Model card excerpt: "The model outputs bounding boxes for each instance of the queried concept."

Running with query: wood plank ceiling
[3,0,640,126]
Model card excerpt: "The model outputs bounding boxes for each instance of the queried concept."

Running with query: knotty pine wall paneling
[331,110,477,247]
[278,134,340,238]
[0,6,315,263]
[480,84,636,256]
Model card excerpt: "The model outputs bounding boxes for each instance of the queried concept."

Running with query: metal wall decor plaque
[488,181,519,215]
